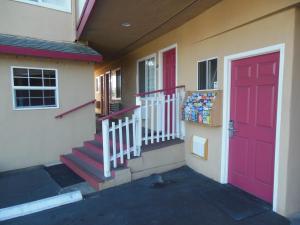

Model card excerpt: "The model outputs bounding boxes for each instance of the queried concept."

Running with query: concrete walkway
[1,166,289,225]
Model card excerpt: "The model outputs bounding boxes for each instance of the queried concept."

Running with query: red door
[163,48,176,131]
[163,48,176,94]
[228,52,279,203]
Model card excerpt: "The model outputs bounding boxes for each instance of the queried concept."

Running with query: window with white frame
[95,76,100,93]
[15,0,71,12]
[111,69,121,100]
[137,56,156,93]
[197,58,218,90]
[12,67,58,109]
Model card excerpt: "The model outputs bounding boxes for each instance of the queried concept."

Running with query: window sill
[13,106,59,111]
[13,0,72,13]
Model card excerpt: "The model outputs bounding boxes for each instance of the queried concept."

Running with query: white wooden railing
[100,86,185,177]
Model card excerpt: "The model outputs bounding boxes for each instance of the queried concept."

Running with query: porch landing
[3,166,289,225]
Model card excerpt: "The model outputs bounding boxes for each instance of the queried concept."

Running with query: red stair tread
[60,155,103,190]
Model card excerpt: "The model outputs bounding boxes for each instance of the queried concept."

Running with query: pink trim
[55,99,96,119]
[98,105,140,121]
[0,45,103,62]
[135,85,185,97]
[76,0,96,39]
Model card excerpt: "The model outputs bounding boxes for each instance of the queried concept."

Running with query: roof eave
[76,0,96,40]
[0,44,103,63]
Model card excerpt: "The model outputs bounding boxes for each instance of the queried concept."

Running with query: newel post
[102,119,111,177]
[135,96,142,156]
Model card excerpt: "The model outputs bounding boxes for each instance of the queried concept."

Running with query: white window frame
[14,0,72,13]
[136,53,157,94]
[111,68,122,101]
[197,57,218,91]
[11,66,59,110]
[95,76,100,93]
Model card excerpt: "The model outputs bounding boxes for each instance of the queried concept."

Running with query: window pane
[43,70,56,79]
[43,90,55,97]
[29,69,42,78]
[30,78,43,86]
[16,90,29,98]
[116,70,121,98]
[16,98,30,107]
[138,61,146,93]
[44,97,56,106]
[14,78,29,86]
[30,90,43,97]
[208,59,217,89]
[44,79,56,87]
[198,61,207,90]
[146,58,155,92]
[30,98,44,106]
[13,68,28,78]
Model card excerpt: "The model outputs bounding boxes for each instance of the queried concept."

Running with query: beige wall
[285,6,300,216]
[0,0,76,42]
[95,0,300,216]
[0,54,95,171]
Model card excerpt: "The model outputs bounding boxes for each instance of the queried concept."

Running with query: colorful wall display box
[182,90,222,127]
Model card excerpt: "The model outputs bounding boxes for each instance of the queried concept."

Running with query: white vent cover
[192,135,208,159]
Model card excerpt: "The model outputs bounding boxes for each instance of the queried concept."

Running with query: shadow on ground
[1,166,290,225]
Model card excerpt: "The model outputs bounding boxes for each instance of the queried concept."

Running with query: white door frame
[220,43,285,212]
[158,43,178,89]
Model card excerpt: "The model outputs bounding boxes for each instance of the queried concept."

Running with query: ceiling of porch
[78,0,221,60]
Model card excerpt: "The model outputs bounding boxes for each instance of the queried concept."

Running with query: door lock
[229,120,238,138]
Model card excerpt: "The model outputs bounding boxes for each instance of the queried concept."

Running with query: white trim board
[220,43,285,213]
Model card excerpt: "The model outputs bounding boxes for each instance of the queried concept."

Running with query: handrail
[55,99,96,119]
[134,85,185,97]
[98,105,140,122]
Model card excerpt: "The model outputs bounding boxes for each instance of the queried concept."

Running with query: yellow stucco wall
[0,55,95,171]
[0,0,76,42]
[95,0,300,216]
[285,6,300,216]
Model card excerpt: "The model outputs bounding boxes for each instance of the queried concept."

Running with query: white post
[145,99,149,145]
[156,94,160,143]
[118,119,124,164]
[135,97,142,156]
[101,119,111,177]
[132,113,137,156]
[175,91,180,138]
[161,94,165,141]
[167,94,171,140]
[150,98,154,144]
[125,117,130,159]
[112,122,117,168]
[172,93,175,139]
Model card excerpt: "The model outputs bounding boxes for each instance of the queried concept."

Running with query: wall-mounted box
[192,135,208,160]
[182,90,222,127]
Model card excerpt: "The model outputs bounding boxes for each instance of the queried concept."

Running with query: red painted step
[60,155,103,190]
[73,147,104,170]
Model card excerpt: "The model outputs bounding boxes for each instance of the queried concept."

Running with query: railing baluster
[167,94,171,140]
[161,94,165,141]
[101,119,111,177]
[112,122,117,168]
[175,91,180,138]
[125,117,130,159]
[151,98,154,144]
[172,93,176,139]
[145,100,148,145]
[118,119,124,164]
[132,113,137,156]
[156,95,160,143]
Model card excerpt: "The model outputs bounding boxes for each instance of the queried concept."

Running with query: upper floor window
[11,67,59,110]
[111,69,121,100]
[15,0,71,13]
[197,58,218,90]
